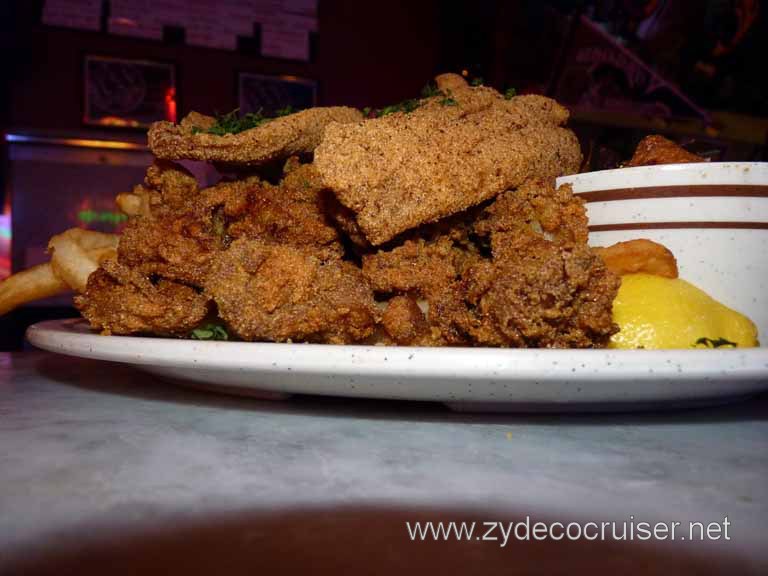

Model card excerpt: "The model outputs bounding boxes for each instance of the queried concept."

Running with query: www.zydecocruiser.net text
[406,516,731,547]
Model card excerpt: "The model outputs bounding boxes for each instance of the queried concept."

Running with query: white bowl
[557,162,768,343]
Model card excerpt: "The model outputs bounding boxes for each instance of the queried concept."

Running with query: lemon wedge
[610,273,758,349]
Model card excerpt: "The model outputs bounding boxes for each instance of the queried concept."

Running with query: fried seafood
[75,259,210,336]
[205,239,378,343]
[594,239,679,279]
[380,295,429,345]
[148,107,363,167]
[1,73,642,349]
[314,80,582,245]
[224,162,343,259]
[473,179,588,248]
[463,235,620,348]
[459,179,619,347]
[626,135,704,167]
[116,163,222,287]
[116,159,343,287]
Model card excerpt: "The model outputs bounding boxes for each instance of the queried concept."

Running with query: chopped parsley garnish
[190,323,229,341]
[192,106,295,136]
[275,105,295,117]
[695,337,737,348]
[470,77,484,87]
[365,98,423,119]
[363,81,464,119]
[420,82,443,98]
[504,87,517,100]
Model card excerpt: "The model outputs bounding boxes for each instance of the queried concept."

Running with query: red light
[165,87,177,123]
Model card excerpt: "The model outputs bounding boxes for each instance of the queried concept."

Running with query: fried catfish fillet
[205,239,378,343]
[314,77,582,245]
[626,135,704,167]
[75,259,210,336]
[148,107,363,168]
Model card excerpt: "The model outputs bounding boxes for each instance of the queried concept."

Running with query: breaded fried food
[116,159,199,218]
[463,180,619,347]
[594,239,679,278]
[225,162,343,260]
[205,239,378,343]
[363,237,463,296]
[626,135,704,167]
[363,235,481,345]
[464,235,619,348]
[118,159,343,287]
[148,107,363,167]
[380,295,429,345]
[75,259,210,336]
[117,162,224,287]
[474,179,589,248]
[314,84,582,245]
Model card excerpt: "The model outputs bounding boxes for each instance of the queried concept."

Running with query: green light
[77,210,128,226]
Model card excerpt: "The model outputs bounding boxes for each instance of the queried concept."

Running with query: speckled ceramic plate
[26,319,768,412]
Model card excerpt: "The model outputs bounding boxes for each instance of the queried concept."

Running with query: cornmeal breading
[626,135,704,167]
[463,181,619,347]
[148,107,363,167]
[67,74,623,348]
[117,160,343,288]
[205,239,378,343]
[75,259,210,336]
[380,295,428,345]
[463,235,619,348]
[473,179,589,250]
[315,85,581,245]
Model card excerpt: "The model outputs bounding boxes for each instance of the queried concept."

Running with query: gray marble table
[1,351,766,575]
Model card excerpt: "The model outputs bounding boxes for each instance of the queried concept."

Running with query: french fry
[48,229,119,293]
[594,239,678,279]
[116,192,143,216]
[0,237,118,316]
[0,263,69,316]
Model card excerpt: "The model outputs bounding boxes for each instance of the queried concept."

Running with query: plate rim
[26,319,768,382]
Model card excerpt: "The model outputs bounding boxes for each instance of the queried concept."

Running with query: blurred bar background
[1,0,766,349]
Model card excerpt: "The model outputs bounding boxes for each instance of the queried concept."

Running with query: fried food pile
[3,73,634,348]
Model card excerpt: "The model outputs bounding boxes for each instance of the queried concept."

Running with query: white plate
[26,319,768,412]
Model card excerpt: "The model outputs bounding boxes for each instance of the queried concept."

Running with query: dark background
[1,0,767,349]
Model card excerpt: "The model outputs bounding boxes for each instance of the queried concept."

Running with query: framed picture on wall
[238,73,317,116]
[83,55,177,128]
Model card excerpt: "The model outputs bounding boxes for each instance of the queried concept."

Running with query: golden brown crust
[434,72,469,93]
[75,259,210,336]
[594,239,679,278]
[205,239,378,343]
[223,163,344,260]
[148,107,364,167]
[463,236,619,348]
[474,179,589,250]
[314,88,582,245]
[381,295,429,345]
[626,135,704,167]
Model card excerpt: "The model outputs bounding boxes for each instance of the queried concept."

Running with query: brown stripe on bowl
[579,184,768,203]
[589,221,768,232]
